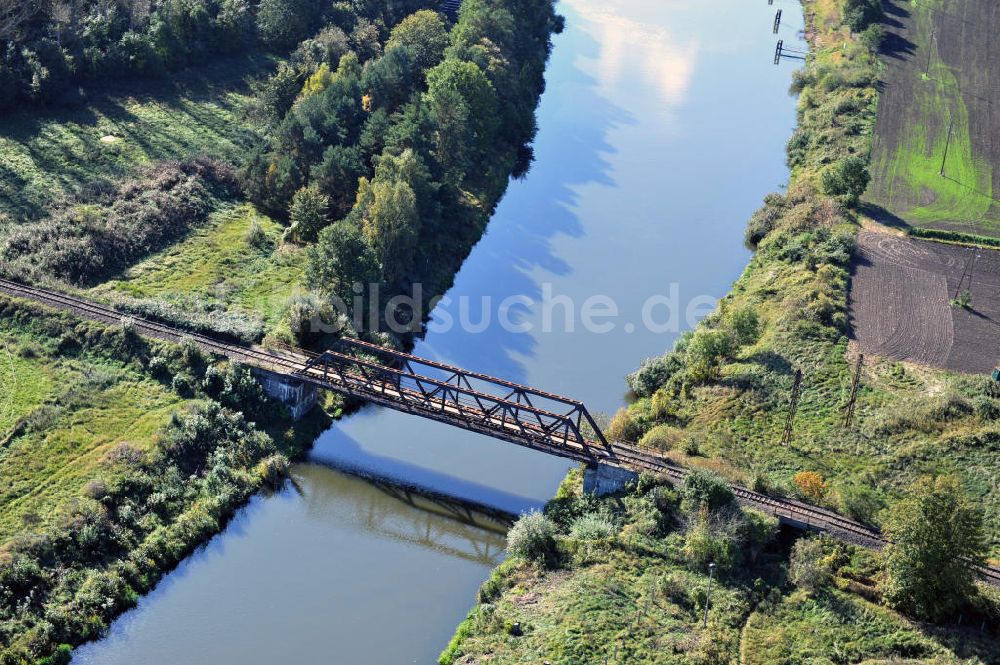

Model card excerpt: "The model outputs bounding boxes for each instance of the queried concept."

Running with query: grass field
[0,53,273,219]
[90,204,307,335]
[0,328,192,543]
[868,0,1000,236]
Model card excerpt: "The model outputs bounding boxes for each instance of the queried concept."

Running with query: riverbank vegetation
[0,294,329,663]
[441,472,999,664]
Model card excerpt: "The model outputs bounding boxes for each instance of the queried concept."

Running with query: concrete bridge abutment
[583,463,640,496]
[252,369,318,420]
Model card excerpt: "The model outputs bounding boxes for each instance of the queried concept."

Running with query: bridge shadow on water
[309,413,546,516]
[414,5,634,384]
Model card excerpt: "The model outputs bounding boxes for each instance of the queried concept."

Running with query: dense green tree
[361,45,421,111]
[880,476,986,621]
[844,0,883,32]
[425,59,499,146]
[311,143,365,219]
[821,156,870,206]
[359,177,420,283]
[257,0,321,50]
[293,25,351,70]
[288,185,331,242]
[386,9,449,70]
[427,85,473,186]
[686,329,735,382]
[306,219,380,309]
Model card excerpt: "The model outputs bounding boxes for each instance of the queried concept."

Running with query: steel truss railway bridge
[1,277,998,586]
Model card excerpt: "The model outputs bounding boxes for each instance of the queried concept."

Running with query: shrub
[742,508,779,556]
[685,329,735,383]
[681,469,735,513]
[507,512,557,563]
[171,374,193,397]
[569,513,617,541]
[147,356,169,377]
[606,407,641,443]
[820,156,870,206]
[745,193,786,247]
[835,483,884,526]
[244,218,270,249]
[1,159,236,285]
[843,0,883,32]
[793,471,827,501]
[683,510,741,572]
[626,352,684,397]
[727,306,760,346]
[789,537,829,592]
[973,395,1000,421]
[860,24,885,52]
[287,185,331,242]
[638,424,683,452]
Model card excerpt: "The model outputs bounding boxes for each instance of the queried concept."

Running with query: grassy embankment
[90,204,308,336]
[441,0,1000,661]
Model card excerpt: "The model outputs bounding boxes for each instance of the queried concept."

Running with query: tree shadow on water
[415,10,636,384]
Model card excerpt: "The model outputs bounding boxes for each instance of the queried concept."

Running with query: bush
[685,329,735,382]
[860,24,885,52]
[171,374,193,397]
[789,537,829,592]
[605,407,642,443]
[681,469,735,513]
[1,159,236,285]
[569,513,617,541]
[835,483,884,526]
[244,219,270,249]
[726,306,760,346]
[973,395,1000,421]
[506,512,557,563]
[638,424,683,452]
[880,476,986,621]
[793,471,827,501]
[843,0,883,32]
[683,511,741,572]
[820,156,870,206]
[626,352,684,397]
[287,185,331,242]
[745,193,786,247]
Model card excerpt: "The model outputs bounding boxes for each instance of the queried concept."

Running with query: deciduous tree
[880,476,986,621]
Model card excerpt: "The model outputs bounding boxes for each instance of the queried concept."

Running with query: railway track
[2,277,999,587]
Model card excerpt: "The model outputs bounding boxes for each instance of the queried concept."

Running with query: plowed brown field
[849,230,1000,373]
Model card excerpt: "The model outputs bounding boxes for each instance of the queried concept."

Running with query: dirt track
[849,230,1000,373]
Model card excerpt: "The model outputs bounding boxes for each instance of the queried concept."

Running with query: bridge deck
[1,277,997,587]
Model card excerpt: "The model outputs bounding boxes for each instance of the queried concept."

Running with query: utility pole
[703,563,717,628]
[781,369,803,446]
[843,354,864,428]
[940,113,954,177]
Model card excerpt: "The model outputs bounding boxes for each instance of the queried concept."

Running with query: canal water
[72,1,806,663]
